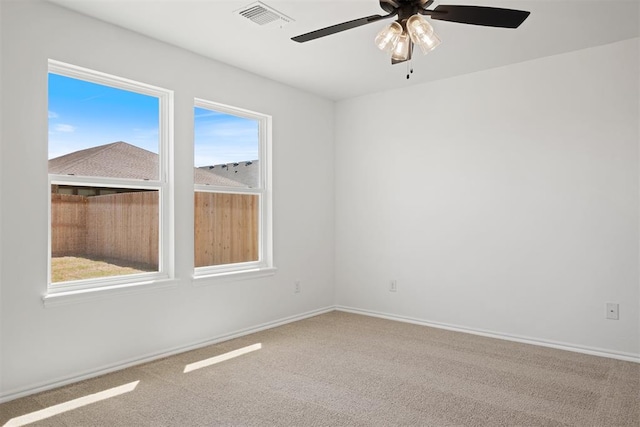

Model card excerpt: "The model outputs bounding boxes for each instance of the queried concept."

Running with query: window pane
[48,73,160,180]
[51,185,159,283]
[194,107,259,188]
[194,192,259,267]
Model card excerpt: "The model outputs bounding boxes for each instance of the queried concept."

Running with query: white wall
[335,38,640,357]
[0,0,334,399]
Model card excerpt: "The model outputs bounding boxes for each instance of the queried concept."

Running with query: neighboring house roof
[194,166,247,187]
[49,141,247,187]
[199,160,259,188]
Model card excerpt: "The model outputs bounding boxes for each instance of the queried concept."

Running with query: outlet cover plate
[606,302,619,320]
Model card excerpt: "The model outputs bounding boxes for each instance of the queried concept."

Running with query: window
[47,60,173,293]
[193,99,272,277]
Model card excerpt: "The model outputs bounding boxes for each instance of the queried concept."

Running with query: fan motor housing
[380,0,431,23]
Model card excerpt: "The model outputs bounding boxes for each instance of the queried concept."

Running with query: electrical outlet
[606,302,619,320]
[389,280,397,292]
[294,280,301,294]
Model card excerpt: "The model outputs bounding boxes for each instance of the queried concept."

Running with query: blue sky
[48,73,258,165]
[48,73,159,159]
[193,107,258,167]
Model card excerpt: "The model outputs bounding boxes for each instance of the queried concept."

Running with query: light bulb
[374,21,402,52]
[391,32,411,61]
[406,14,441,54]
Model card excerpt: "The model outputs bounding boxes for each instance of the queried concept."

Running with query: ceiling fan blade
[292,14,394,43]
[429,5,530,28]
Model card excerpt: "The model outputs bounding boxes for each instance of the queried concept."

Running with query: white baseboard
[335,305,640,364]
[0,306,335,404]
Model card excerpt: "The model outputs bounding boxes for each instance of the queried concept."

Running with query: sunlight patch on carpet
[184,343,262,373]
[3,381,140,427]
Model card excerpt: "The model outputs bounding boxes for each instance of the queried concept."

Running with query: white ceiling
[48,0,639,100]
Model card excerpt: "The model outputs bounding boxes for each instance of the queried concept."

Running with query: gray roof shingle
[199,160,259,188]
[49,141,247,187]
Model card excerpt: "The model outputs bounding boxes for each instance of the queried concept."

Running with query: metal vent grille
[237,2,293,28]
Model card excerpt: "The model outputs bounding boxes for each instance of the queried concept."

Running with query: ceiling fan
[292,0,530,68]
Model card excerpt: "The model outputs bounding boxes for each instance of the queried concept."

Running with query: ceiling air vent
[237,1,293,28]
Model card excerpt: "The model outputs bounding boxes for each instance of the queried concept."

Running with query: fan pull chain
[406,57,414,80]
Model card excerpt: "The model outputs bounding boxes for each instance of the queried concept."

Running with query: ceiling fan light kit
[292,0,530,76]
[391,32,412,61]
[406,14,441,55]
[376,13,441,64]
[375,21,403,52]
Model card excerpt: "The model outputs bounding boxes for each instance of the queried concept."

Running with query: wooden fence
[51,191,159,268]
[51,194,87,256]
[52,191,258,268]
[86,191,159,266]
[194,192,258,267]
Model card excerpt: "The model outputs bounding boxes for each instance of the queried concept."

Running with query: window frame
[46,60,174,295]
[193,98,273,279]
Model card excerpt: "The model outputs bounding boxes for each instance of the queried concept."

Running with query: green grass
[51,256,156,283]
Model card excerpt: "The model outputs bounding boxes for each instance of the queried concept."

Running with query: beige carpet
[1,311,638,426]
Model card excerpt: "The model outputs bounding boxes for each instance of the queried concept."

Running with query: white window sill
[43,278,180,307]
[192,267,277,286]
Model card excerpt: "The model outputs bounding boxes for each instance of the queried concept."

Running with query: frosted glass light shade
[406,14,441,54]
[391,33,411,61]
[374,21,403,52]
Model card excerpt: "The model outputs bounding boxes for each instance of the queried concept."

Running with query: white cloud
[48,111,59,119]
[55,124,76,133]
